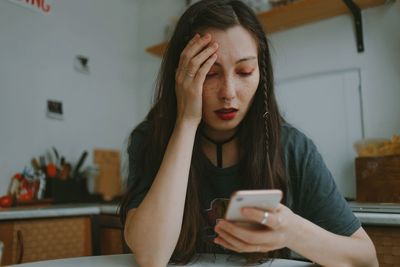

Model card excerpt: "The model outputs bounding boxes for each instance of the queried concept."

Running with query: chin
[204,119,241,132]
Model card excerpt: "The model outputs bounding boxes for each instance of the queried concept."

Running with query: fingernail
[212,42,218,48]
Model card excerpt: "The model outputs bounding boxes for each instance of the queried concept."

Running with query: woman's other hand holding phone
[175,33,218,126]
[214,204,300,253]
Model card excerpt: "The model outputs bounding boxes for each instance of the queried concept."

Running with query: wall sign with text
[7,0,53,15]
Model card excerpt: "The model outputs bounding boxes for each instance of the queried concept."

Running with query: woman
[120,0,378,266]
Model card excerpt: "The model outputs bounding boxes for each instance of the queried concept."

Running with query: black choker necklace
[201,131,238,168]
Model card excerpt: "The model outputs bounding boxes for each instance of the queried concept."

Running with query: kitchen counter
[1,202,400,225]
[348,202,400,225]
[0,203,119,220]
[349,202,400,213]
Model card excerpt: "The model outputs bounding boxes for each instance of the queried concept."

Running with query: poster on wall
[6,0,53,15]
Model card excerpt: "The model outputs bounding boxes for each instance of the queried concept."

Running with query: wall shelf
[146,0,386,57]
[146,42,168,57]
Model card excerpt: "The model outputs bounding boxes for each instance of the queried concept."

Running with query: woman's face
[202,25,260,137]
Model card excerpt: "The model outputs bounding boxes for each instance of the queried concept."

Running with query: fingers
[192,53,217,84]
[176,33,218,85]
[176,34,200,80]
[241,206,283,230]
[214,233,261,253]
[214,221,279,253]
[214,205,291,253]
[214,227,253,252]
[180,33,212,69]
[189,42,218,77]
[174,33,218,124]
[215,220,266,244]
[214,235,276,254]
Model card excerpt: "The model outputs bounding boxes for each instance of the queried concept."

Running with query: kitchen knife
[73,151,88,179]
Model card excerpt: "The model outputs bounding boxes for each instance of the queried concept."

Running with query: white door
[275,70,363,199]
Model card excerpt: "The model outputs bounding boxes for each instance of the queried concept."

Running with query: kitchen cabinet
[1,203,399,265]
[364,226,400,267]
[146,0,386,57]
[0,216,91,265]
[92,214,130,255]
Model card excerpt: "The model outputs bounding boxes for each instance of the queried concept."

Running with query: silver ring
[260,211,269,225]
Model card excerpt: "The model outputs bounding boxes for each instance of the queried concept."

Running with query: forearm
[125,122,198,266]
[288,214,378,267]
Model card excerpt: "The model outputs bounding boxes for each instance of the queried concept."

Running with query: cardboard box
[93,149,121,201]
[355,155,400,203]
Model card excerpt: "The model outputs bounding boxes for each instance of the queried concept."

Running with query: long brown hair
[120,0,287,264]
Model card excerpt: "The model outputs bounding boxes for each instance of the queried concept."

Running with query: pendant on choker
[200,131,238,168]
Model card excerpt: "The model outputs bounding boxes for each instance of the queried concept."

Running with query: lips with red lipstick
[215,108,238,120]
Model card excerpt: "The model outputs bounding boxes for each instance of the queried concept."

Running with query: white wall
[270,2,400,139]
[0,0,140,195]
[1,0,398,197]
[269,2,400,198]
[134,0,400,198]
[134,0,186,120]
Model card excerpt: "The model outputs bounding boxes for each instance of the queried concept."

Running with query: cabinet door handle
[16,230,24,264]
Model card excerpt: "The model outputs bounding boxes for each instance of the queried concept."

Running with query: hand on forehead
[202,26,258,65]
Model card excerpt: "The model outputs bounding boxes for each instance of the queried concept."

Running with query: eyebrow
[213,56,257,66]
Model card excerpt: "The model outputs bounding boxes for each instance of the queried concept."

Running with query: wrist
[286,213,305,250]
[175,118,200,131]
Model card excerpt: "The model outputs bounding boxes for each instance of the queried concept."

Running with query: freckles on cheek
[202,87,214,115]
[202,85,216,99]
[239,88,256,103]
[245,79,259,99]
[202,90,212,99]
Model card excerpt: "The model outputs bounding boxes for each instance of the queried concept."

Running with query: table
[11,254,316,266]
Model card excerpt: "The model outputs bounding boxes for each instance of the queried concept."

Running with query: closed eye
[238,72,253,77]
[206,72,218,78]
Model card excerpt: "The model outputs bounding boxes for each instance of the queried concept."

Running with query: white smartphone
[224,189,282,222]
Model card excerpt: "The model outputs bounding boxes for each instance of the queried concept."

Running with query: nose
[218,76,236,103]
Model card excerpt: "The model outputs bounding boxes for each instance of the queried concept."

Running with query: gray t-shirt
[125,121,360,242]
